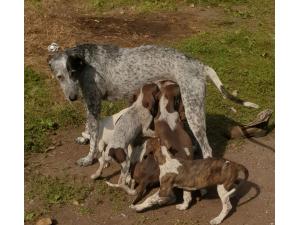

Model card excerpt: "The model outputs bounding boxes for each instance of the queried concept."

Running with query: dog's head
[47,44,90,102]
[143,83,160,116]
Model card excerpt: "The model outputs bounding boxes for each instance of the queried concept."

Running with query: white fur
[210,185,236,225]
[159,146,182,179]
[183,147,190,156]
[157,95,179,130]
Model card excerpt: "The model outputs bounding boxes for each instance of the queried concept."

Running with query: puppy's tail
[203,65,259,109]
[236,163,249,182]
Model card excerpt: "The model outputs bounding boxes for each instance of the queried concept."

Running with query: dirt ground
[25,127,274,225]
[25,1,274,224]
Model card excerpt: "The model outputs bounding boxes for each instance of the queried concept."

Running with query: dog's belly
[174,184,199,191]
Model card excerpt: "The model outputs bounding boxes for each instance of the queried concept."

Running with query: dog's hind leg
[210,185,236,225]
[179,77,212,158]
[176,190,192,210]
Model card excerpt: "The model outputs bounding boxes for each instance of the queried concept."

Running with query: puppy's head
[141,83,160,116]
[144,137,167,165]
[155,83,185,120]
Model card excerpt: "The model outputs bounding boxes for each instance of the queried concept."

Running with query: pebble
[36,217,52,225]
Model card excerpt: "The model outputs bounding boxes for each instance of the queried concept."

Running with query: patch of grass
[94,181,128,212]
[175,21,274,155]
[26,175,93,206]
[25,67,85,153]
[24,211,37,222]
[186,0,248,7]
[91,0,180,13]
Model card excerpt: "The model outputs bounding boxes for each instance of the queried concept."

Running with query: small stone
[230,107,237,113]
[72,200,79,206]
[36,217,52,225]
[190,4,195,8]
[232,90,238,96]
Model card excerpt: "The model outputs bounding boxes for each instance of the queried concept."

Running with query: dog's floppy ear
[108,148,127,164]
[66,55,86,78]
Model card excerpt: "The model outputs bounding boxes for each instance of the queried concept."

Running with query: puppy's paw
[129,204,143,212]
[210,217,222,225]
[75,136,89,145]
[175,203,189,211]
[90,173,100,180]
[76,156,93,166]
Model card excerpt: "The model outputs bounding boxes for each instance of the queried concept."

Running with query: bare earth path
[25,128,274,225]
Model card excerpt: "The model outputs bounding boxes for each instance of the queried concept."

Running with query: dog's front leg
[77,110,100,166]
[76,106,90,145]
[142,117,156,137]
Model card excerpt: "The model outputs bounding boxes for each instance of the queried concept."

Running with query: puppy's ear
[108,148,126,164]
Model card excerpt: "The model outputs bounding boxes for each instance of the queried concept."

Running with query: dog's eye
[143,155,148,160]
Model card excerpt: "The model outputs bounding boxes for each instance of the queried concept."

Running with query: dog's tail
[203,65,259,109]
[236,163,249,182]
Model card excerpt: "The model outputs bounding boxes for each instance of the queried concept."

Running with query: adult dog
[48,43,258,166]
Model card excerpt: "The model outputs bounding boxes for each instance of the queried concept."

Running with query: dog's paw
[90,173,100,180]
[210,217,222,225]
[175,203,189,211]
[76,156,93,166]
[75,136,89,145]
[129,204,143,212]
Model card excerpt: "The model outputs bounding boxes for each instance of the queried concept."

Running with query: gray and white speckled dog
[48,44,258,166]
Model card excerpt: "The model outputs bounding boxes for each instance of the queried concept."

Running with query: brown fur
[154,84,193,159]
[108,148,127,164]
[152,138,248,197]
[130,83,193,204]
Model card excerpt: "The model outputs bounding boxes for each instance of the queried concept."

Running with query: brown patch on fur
[141,83,160,116]
[154,145,249,193]
[108,147,127,164]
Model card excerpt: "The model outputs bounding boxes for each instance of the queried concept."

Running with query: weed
[24,67,85,153]
[26,175,93,206]
[91,0,180,13]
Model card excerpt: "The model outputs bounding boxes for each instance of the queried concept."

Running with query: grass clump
[24,67,85,153]
[175,28,274,154]
[27,175,92,205]
[91,0,180,13]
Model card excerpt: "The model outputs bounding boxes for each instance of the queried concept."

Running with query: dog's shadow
[189,113,275,158]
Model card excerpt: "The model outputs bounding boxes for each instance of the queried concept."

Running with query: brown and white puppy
[130,137,249,225]
[90,83,159,191]
[130,83,194,204]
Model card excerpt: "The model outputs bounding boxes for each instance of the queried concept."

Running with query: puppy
[130,83,194,204]
[90,83,160,190]
[131,137,248,225]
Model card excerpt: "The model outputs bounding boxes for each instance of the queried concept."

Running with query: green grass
[25,67,85,153]
[94,181,129,212]
[91,0,182,13]
[26,175,93,206]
